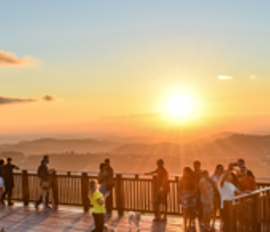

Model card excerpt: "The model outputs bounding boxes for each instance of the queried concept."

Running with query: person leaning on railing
[0,157,19,206]
[145,159,170,221]
[0,158,6,205]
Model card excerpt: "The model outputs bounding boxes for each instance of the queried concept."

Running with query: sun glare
[166,93,195,119]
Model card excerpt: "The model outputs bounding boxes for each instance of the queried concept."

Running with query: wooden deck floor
[0,204,221,232]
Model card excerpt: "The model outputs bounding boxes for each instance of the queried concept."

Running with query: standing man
[145,159,170,221]
[1,158,19,206]
[104,158,114,215]
[193,160,203,225]
[239,166,257,192]
[237,159,255,179]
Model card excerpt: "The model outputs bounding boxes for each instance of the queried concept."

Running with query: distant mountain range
[0,138,120,155]
[0,132,269,158]
[0,132,269,178]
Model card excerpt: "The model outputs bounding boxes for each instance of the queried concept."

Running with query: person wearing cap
[1,157,19,206]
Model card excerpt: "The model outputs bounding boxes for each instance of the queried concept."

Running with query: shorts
[154,191,168,206]
[0,177,4,188]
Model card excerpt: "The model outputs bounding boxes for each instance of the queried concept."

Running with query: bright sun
[167,93,194,118]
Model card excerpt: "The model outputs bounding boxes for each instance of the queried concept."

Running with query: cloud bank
[0,96,36,105]
[0,50,35,66]
[0,94,58,105]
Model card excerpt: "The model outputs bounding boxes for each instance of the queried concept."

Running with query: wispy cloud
[42,94,56,102]
[249,75,258,80]
[0,50,35,66]
[218,75,233,80]
[0,96,36,105]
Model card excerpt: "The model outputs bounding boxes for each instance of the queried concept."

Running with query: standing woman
[0,158,6,205]
[40,157,56,211]
[199,170,214,232]
[210,164,224,228]
[178,167,198,232]
[88,180,108,232]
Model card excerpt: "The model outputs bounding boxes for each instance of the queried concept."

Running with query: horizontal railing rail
[11,169,270,217]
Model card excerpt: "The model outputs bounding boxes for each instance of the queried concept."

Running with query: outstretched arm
[144,169,157,175]
[220,164,232,187]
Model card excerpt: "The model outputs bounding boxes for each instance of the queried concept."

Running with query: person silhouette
[1,157,19,206]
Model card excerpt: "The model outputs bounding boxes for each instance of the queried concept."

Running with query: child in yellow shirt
[88,180,109,232]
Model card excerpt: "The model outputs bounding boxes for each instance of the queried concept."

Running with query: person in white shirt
[210,164,224,229]
[218,163,242,229]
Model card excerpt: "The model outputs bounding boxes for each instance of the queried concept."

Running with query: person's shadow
[150,220,167,232]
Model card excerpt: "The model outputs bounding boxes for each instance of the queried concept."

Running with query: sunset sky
[1,1,270,139]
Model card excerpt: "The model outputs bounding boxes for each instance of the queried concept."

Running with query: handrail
[224,186,270,202]
[14,168,270,181]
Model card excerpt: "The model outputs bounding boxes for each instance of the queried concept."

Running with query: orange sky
[1,1,270,139]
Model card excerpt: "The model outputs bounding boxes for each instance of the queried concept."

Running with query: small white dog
[128,211,141,231]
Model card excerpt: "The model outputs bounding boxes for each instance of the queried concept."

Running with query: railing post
[22,170,29,206]
[81,172,90,212]
[116,174,124,216]
[51,171,59,207]
[252,192,261,232]
[224,200,235,232]
[152,175,157,212]
[175,176,179,214]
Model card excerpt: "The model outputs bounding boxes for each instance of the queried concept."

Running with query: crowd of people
[177,159,256,232]
[0,155,257,232]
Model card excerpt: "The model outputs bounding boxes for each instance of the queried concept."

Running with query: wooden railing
[224,187,270,232]
[11,170,270,217]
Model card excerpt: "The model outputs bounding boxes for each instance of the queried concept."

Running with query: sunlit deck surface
[0,204,221,232]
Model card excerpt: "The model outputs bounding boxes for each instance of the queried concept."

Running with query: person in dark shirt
[104,158,114,215]
[0,158,6,205]
[35,156,51,210]
[145,159,170,221]
[193,160,203,226]
[239,166,257,192]
[1,157,19,206]
[237,159,255,179]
